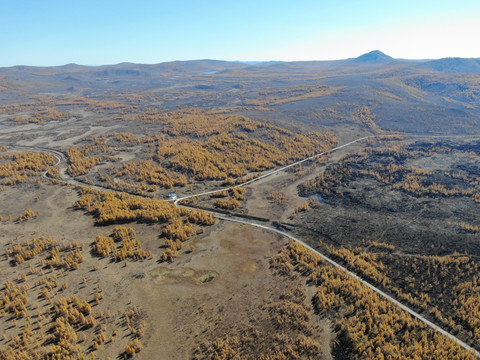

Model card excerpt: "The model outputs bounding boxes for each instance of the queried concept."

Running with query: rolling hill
[1,51,479,136]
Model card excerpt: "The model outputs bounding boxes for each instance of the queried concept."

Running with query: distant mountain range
[2,50,480,74]
[1,50,480,135]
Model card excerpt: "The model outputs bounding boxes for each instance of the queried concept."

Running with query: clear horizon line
[2,53,479,69]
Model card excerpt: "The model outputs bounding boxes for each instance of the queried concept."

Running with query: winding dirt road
[8,134,480,358]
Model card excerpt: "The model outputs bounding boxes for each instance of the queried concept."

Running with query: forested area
[271,242,477,359]
[64,111,336,195]
[74,188,215,262]
[298,141,480,202]
[0,235,137,359]
[295,139,480,352]
[0,151,57,187]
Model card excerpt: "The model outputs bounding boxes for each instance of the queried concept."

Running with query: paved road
[176,133,480,204]
[175,133,480,357]
[175,135,375,204]
[7,135,480,357]
[216,215,480,358]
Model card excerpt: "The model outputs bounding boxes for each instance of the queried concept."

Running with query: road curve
[7,145,155,195]
[6,135,480,357]
[216,215,480,357]
[6,145,66,179]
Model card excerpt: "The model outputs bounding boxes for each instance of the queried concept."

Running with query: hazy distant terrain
[1,50,479,137]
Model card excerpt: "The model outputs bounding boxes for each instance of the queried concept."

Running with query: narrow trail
[8,133,480,358]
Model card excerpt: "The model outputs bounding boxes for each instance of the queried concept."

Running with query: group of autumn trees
[271,242,478,359]
[5,236,84,271]
[0,151,57,186]
[11,108,71,124]
[293,139,480,350]
[243,83,341,107]
[0,96,132,125]
[322,242,480,344]
[194,286,322,360]
[0,236,111,359]
[74,187,214,226]
[75,188,215,262]
[63,111,336,195]
[380,251,480,345]
[66,137,115,176]
[298,142,480,203]
[157,113,336,181]
[212,187,246,210]
[1,106,337,196]
[0,229,149,359]
[93,226,152,262]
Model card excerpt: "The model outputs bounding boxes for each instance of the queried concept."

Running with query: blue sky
[1,0,479,66]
